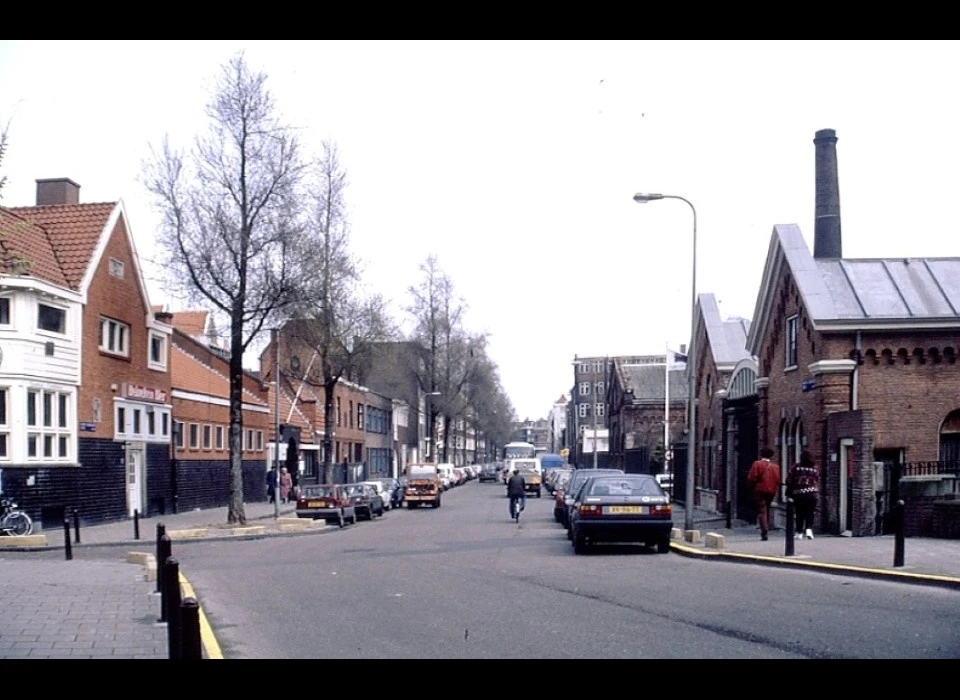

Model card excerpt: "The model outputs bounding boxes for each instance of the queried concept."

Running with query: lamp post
[424,391,441,462]
[633,192,698,531]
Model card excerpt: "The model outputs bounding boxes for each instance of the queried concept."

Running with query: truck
[404,464,442,508]
[504,458,542,497]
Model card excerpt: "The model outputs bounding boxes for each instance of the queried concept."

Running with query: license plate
[308,501,324,508]
[608,505,645,514]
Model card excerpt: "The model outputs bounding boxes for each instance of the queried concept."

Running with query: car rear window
[587,478,662,497]
[301,486,335,497]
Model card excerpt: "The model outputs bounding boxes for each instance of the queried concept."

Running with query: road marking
[178,571,224,660]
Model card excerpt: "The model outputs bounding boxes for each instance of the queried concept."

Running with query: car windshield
[587,477,663,497]
[568,470,623,495]
[343,485,365,496]
[301,486,335,498]
[409,468,437,479]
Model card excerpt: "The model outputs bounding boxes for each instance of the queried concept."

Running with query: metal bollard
[725,500,732,529]
[180,598,202,660]
[73,509,81,544]
[134,509,140,540]
[155,526,168,593]
[784,498,795,557]
[894,499,905,567]
[164,558,182,659]
[63,519,73,561]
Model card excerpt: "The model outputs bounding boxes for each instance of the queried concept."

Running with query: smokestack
[36,178,81,206]
[813,129,841,258]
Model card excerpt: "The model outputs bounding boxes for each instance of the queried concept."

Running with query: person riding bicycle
[507,468,526,518]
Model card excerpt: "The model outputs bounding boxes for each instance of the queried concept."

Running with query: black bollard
[157,534,171,595]
[63,519,73,561]
[725,500,732,529]
[164,558,182,659]
[784,498,795,557]
[73,509,81,544]
[894,499,905,567]
[155,526,167,593]
[134,509,140,541]
[180,598,202,660]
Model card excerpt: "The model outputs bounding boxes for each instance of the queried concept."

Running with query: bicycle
[510,495,524,523]
[0,497,33,536]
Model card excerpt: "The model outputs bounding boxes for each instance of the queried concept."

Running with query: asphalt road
[166,482,960,659]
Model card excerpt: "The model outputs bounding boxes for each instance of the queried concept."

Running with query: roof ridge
[172,340,268,406]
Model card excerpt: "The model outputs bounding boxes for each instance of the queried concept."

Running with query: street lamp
[633,192,698,531]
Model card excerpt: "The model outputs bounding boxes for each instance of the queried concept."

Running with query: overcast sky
[3,40,959,421]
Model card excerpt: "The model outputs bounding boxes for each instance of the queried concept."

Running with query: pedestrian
[747,447,781,541]
[788,450,820,540]
[279,467,293,504]
[266,466,278,504]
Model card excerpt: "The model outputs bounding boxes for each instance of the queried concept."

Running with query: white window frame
[594,360,604,373]
[189,423,199,449]
[174,421,185,449]
[579,382,590,396]
[26,388,74,462]
[256,430,263,451]
[578,363,590,374]
[595,402,605,418]
[785,315,798,369]
[0,296,11,327]
[202,424,212,450]
[595,381,604,395]
[215,425,224,450]
[0,386,8,460]
[108,257,125,279]
[100,317,131,358]
[148,331,168,371]
[37,301,67,336]
[245,429,254,451]
[578,403,588,418]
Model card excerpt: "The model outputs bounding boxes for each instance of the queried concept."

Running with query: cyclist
[506,468,526,519]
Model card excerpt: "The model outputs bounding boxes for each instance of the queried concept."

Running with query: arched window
[939,409,960,465]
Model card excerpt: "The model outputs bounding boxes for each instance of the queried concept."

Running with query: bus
[503,441,537,460]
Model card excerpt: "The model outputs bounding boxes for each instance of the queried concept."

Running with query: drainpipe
[851,330,862,410]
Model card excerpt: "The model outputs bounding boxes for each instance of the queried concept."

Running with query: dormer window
[100,317,130,357]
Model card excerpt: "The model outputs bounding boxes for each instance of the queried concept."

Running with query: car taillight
[578,504,602,516]
[651,504,672,516]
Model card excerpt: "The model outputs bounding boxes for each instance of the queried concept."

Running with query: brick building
[1,178,173,526]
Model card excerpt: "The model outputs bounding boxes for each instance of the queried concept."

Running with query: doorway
[125,443,145,518]
[839,439,854,534]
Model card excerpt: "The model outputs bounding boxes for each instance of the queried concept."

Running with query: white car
[361,481,392,511]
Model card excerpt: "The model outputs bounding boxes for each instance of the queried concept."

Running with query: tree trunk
[323,379,335,484]
[227,308,246,525]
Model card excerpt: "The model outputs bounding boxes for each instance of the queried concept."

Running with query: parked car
[567,474,673,555]
[343,483,385,521]
[378,478,404,508]
[479,463,500,482]
[362,480,393,511]
[296,484,357,527]
[655,473,673,500]
[562,468,624,530]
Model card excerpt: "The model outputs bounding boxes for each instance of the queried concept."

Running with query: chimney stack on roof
[813,129,842,259]
[36,178,81,206]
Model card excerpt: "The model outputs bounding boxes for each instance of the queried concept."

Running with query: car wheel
[657,537,670,554]
[567,525,573,541]
[573,531,588,555]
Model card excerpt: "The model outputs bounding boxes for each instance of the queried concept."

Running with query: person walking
[787,450,820,540]
[279,467,293,504]
[266,466,278,504]
[747,447,781,541]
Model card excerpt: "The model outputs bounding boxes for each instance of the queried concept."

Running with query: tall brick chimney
[813,129,841,258]
[36,178,80,206]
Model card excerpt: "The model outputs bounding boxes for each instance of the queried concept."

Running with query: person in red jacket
[747,447,781,541]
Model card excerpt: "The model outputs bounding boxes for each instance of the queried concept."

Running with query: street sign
[801,378,815,392]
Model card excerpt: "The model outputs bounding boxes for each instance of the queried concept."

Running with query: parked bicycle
[0,497,34,536]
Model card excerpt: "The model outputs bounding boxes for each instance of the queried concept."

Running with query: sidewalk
[669,503,960,591]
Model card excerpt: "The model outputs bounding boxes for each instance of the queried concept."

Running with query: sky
[3,40,960,422]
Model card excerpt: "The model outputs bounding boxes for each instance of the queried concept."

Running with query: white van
[436,463,456,490]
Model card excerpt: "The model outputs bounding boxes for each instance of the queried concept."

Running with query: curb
[669,541,960,592]
[179,570,223,660]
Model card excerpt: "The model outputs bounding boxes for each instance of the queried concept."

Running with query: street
[161,481,960,659]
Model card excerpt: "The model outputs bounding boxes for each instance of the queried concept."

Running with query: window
[336,397,342,426]
[161,413,169,438]
[174,421,185,449]
[38,303,66,334]
[203,425,212,450]
[100,317,130,357]
[26,388,73,461]
[246,429,254,450]
[215,425,224,450]
[132,409,141,435]
[0,387,8,459]
[578,363,590,374]
[579,382,590,396]
[358,404,364,430]
[594,360,604,373]
[595,381,604,395]
[149,332,168,370]
[786,315,798,368]
[147,410,156,437]
[256,431,263,451]
[595,403,605,418]
[0,297,10,325]
[349,401,354,428]
[578,403,588,418]
[189,423,199,449]
[108,257,125,279]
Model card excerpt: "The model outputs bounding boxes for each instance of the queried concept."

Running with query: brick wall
[173,458,270,511]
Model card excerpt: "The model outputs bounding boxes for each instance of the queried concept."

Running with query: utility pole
[592,359,599,470]
[273,328,281,520]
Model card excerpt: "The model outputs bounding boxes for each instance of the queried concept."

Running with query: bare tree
[0,119,8,198]
[286,141,394,482]
[142,53,309,525]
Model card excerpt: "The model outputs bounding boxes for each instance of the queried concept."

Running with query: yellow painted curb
[230,526,266,536]
[168,528,209,539]
[279,522,310,531]
[178,571,223,660]
[0,534,47,547]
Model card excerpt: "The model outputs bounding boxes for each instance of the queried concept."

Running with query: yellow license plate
[608,505,644,514]
[308,501,325,508]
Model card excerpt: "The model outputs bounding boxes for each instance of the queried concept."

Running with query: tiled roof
[620,364,688,402]
[697,293,753,368]
[7,203,116,290]
[0,207,70,288]
[171,333,268,408]
[169,310,209,337]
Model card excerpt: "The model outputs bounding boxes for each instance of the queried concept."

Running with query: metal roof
[620,364,688,402]
[698,293,753,367]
